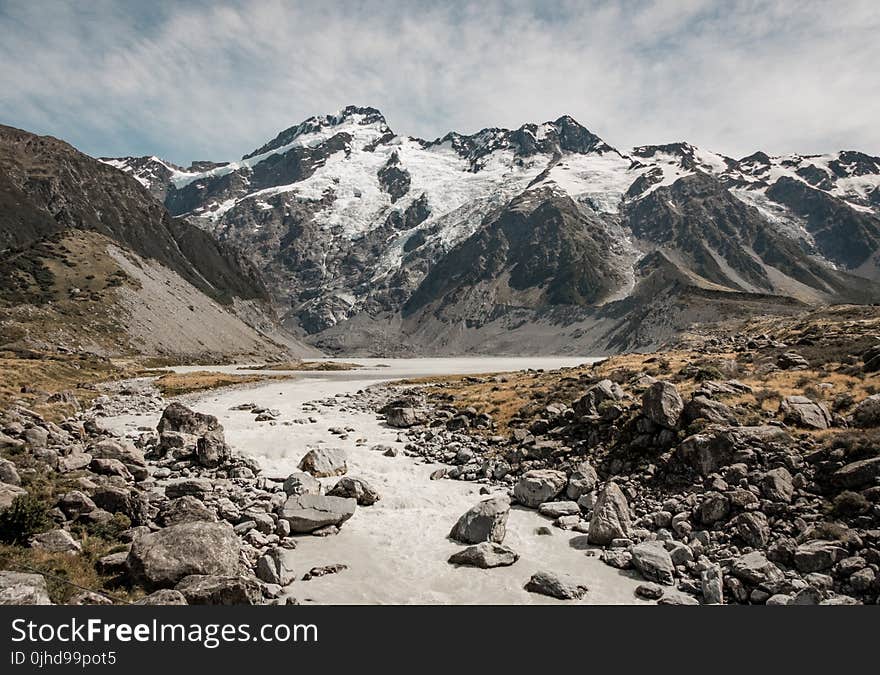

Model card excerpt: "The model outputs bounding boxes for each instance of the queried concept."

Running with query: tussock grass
[153,370,293,397]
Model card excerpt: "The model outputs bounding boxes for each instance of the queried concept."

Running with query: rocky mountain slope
[0,124,315,360]
[105,106,880,355]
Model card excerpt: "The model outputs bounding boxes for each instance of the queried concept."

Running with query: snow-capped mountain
[102,106,880,355]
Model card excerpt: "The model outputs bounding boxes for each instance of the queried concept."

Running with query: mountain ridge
[97,106,880,355]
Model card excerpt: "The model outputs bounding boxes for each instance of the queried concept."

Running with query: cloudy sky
[1,0,878,165]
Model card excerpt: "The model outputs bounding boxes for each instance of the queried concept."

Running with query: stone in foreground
[524,571,588,600]
[175,574,261,605]
[281,493,357,533]
[126,521,240,589]
[448,542,519,568]
[297,448,348,477]
[631,541,675,585]
[0,571,52,605]
[449,496,510,544]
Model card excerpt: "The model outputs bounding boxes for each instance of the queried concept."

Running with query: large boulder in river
[449,496,510,544]
[327,476,381,505]
[0,571,52,605]
[588,482,632,545]
[779,396,831,430]
[641,381,684,429]
[448,542,519,568]
[298,448,347,477]
[280,494,356,533]
[513,469,567,508]
[126,521,240,589]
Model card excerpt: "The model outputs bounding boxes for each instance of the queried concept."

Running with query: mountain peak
[242,105,391,160]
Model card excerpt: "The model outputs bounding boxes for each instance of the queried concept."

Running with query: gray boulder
[327,476,381,506]
[298,448,348,477]
[57,452,92,473]
[449,496,510,544]
[701,565,724,604]
[158,496,217,526]
[29,529,82,554]
[0,482,27,510]
[386,407,417,428]
[572,379,624,416]
[57,490,96,519]
[0,571,52,605]
[175,575,261,605]
[832,456,880,489]
[641,381,684,429]
[134,589,188,605]
[280,494,356,533]
[524,571,588,600]
[793,540,847,573]
[730,551,784,586]
[682,396,738,426]
[732,511,771,547]
[538,501,581,518]
[158,402,221,436]
[513,469,567,508]
[779,396,831,430]
[657,591,700,605]
[678,425,791,476]
[164,478,213,499]
[0,458,21,486]
[282,471,322,496]
[565,460,598,500]
[588,482,632,545]
[127,521,240,589]
[631,541,675,585]
[778,352,810,369]
[853,393,880,427]
[697,492,730,525]
[760,467,794,503]
[255,547,295,586]
[448,542,519,568]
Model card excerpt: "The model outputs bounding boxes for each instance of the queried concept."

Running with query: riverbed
[103,357,647,604]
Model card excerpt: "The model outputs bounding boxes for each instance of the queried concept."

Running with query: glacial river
[104,358,648,604]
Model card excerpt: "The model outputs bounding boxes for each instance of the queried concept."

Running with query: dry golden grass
[0,352,142,422]
[153,370,294,397]
[0,539,142,605]
[397,340,879,439]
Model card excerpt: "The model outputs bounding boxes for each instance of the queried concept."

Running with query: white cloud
[0,0,877,164]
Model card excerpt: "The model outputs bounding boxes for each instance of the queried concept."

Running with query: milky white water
[104,358,647,604]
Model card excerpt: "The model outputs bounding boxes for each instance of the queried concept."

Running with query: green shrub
[0,494,51,544]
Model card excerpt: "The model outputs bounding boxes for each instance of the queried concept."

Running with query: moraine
[101,358,648,604]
